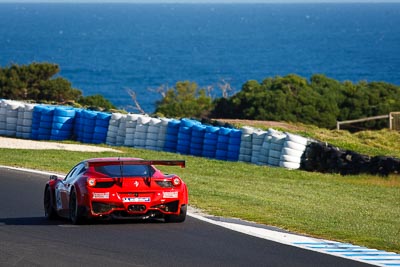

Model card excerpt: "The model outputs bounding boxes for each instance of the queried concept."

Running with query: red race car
[44,157,188,224]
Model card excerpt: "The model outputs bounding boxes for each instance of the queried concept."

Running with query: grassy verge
[0,142,399,253]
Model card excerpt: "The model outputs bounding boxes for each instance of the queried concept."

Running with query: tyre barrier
[258,133,272,165]
[157,118,170,151]
[279,132,309,170]
[216,127,232,161]
[164,119,181,153]
[202,125,219,158]
[239,126,255,162]
[190,124,206,156]
[133,115,151,149]
[146,118,162,151]
[50,106,76,141]
[3,102,35,139]
[6,101,21,137]
[300,141,400,176]
[177,118,201,155]
[106,113,124,146]
[1,99,399,176]
[227,129,241,161]
[92,112,111,144]
[30,105,55,140]
[267,130,286,167]
[123,113,139,147]
[79,110,96,143]
[116,114,128,146]
[251,130,267,164]
[0,100,7,136]
[16,103,35,139]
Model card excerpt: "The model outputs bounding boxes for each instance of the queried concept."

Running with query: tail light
[172,177,181,186]
[87,177,97,187]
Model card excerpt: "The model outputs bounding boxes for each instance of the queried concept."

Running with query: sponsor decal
[123,197,151,203]
[92,192,110,199]
[163,191,178,198]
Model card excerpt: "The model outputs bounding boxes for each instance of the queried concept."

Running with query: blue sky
[1,0,400,3]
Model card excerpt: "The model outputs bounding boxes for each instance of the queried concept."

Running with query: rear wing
[87,160,185,168]
[124,160,185,168]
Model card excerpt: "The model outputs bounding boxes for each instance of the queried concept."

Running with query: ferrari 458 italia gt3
[44,157,188,224]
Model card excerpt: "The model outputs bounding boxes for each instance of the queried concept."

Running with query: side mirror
[49,175,58,181]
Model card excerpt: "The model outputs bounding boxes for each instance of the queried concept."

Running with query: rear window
[94,164,153,178]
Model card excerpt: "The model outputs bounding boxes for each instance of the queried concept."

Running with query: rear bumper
[86,197,186,219]
[84,185,187,219]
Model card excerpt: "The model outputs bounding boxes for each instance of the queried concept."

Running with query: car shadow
[0,216,166,226]
[0,216,67,226]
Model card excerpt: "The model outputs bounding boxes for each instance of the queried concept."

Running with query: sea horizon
[1,3,399,112]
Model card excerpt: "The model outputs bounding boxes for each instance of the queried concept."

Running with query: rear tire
[44,186,57,219]
[69,189,84,225]
[165,205,187,223]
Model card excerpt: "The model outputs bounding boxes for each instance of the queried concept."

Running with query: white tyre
[282,147,304,158]
[252,144,262,151]
[270,143,283,151]
[108,125,119,133]
[138,116,151,125]
[126,114,140,121]
[124,140,135,147]
[125,121,137,129]
[136,124,148,133]
[111,113,124,120]
[241,126,255,135]
[285,132,308,146]
[22,118,32,127]
[279,161,301,170]
[284,141,306,152]
[241,134,252,142]
[280,154,302,164]
[147,132,158,140]
[239,147,252,156]
[125,133,135,140]
[125,127,136,134]
[267,157,280,166]
[6,117,18,124]
[268,149,281,159]
[148,125,160,134]
[134,132,146,140]
[160,118,170,126]
[149,118,162,126]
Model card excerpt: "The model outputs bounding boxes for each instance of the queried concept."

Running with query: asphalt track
[0,167,372,267]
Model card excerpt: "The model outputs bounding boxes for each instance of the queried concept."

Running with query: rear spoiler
[87,160,185,168]
[125,160,185,168]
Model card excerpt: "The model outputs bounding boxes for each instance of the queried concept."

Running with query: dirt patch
[0,136,121,153]
[216,119,308,132]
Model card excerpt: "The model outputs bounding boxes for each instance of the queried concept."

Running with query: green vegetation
[153,74,400,130]
[211,74,400,130]
[0,63,115,110]
[0,127,399,253]
[155,81,213,118]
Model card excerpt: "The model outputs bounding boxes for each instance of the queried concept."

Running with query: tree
[210,73,400,129]
[0,62,116,111]
[155,81,213,118]
[78,94,116,111]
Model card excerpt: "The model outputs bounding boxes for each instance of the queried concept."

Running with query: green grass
[0,136,399,254]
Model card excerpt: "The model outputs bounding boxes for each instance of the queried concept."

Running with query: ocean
[0,3,399,113]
